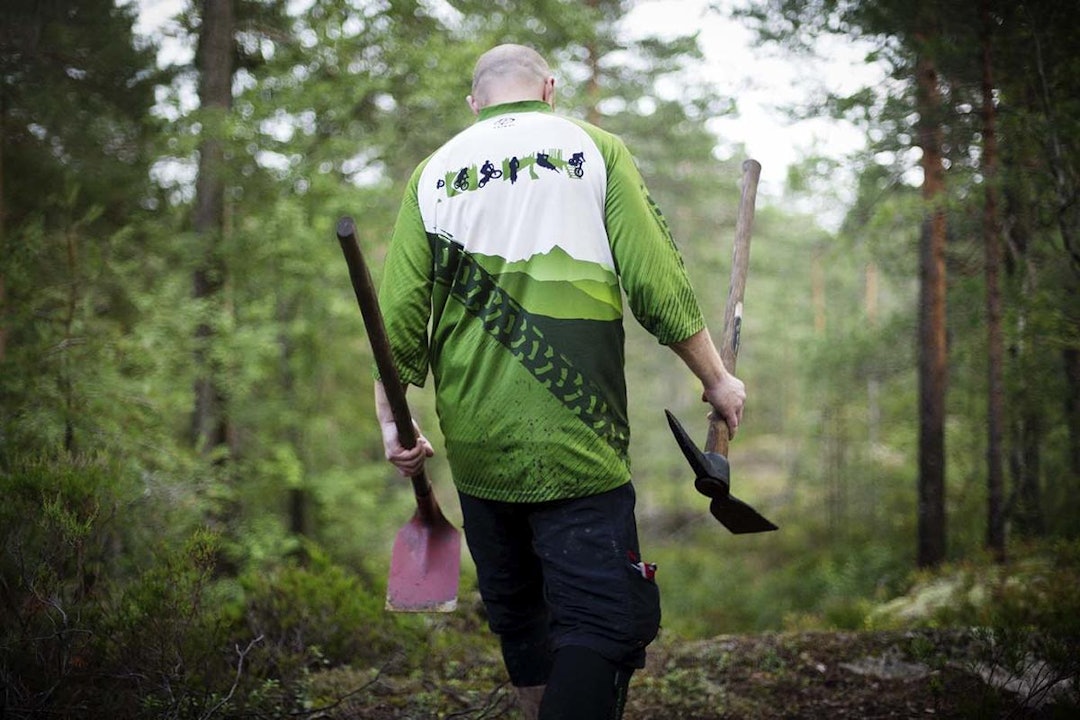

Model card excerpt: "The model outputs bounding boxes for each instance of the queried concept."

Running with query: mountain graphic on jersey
[468,244,622,321]
[429,233,629,456]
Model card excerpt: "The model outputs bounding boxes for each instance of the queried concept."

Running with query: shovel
[666,159,778,534]
[336,216,461,612]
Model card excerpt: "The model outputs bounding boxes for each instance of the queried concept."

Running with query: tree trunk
[915,31,948,569]
[812,245,826,335]
[866,261,880,446]
[584,0,602,126]
[981,0,1006,562]
[1065,347,1080,483]
[1001,152,1046,539]
[279,300,308,550]
[1011,411,1044,537]
[0,97,6,363]
[191,0,234,456]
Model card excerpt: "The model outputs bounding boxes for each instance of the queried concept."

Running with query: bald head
[468,44,555,113]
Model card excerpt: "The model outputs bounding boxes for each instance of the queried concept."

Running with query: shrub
[0,454,135,716]
[238,547,426,685]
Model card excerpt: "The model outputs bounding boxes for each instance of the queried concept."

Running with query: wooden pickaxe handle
[705,159,761,456]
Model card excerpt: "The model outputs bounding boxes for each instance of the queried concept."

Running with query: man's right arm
[374,380,434,478]
[375,163,436,475]
[378,161,435,389]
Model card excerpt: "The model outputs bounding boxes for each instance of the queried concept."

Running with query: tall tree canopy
[742,0,1080,559]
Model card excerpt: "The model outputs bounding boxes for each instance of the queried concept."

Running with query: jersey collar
[477,100,553,122]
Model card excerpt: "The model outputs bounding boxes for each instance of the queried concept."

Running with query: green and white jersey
[380,100,704,502]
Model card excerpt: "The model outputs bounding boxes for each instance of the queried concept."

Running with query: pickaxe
[666,159,778,535]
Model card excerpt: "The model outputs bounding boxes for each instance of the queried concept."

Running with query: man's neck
[481,92,546,108]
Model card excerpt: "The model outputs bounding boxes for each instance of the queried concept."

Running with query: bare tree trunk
[191,0,234,456]
[1002,160,1046,539]
[1065,347,1080,483]
[915,33,948,569]
[0,97,6,363]
[62,226,78,453]
[866,261,880,446]
[1011,411,1044,537]
[981,0,1006,562]
[278,299,308,553]
[812,245,826,335]
[584,0,602,126]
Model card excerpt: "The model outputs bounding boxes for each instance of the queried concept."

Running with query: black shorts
[459,483,661,679]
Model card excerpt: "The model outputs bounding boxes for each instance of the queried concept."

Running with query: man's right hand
[380,417,435,477]
[375,380,435,477]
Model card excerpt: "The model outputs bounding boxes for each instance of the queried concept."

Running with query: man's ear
[467,94,481,116]
[543,77,556,109]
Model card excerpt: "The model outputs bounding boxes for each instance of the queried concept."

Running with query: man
[375,44,746,720]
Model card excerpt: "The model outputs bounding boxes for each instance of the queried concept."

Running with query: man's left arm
[669,328,745,438]
[600,135,746,433]
[601,136,703,344]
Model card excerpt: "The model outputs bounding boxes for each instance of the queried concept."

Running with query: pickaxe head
[665,409,778,534]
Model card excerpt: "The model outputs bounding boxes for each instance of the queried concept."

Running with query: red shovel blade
[386,503,461,613]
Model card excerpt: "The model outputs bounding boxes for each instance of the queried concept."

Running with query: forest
[1,0,1078,717]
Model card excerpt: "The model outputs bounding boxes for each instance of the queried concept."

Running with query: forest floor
[306,627,1076,719]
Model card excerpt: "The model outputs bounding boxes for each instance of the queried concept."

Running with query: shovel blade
[386,509,461,612]
[710,496,779,534]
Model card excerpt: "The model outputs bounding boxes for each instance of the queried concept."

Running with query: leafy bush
[0,454,430,718]
[0,454,135,715]
[865,542,1080,715]
[238,547,426,682]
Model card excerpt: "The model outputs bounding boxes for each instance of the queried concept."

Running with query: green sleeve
[590,128,705,345]
[378,162,433,387]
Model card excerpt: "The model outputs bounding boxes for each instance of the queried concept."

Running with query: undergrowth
[0,454,429,718]
[2,455,1077,718]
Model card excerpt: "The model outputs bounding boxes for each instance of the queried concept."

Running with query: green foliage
[0,0,162,223]
[239,549,424,674]
[0,454,121,640]
[862,542,1080,714]
[0,453,438,718]
[2,0,1079,713]
[0,454,206,717]
[97,531,245,718]
[649,486,913,637]
[868,541,1080,633]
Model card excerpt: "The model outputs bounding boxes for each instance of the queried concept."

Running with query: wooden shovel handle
[706,159,761,456]
[336,216,433,503]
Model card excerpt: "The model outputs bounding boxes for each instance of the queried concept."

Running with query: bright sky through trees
[624,1,886,195]
[131,0,887,218]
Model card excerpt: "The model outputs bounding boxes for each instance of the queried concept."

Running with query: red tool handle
[336,216,439,521]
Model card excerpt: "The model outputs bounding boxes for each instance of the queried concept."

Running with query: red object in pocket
[627,550,657,581]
